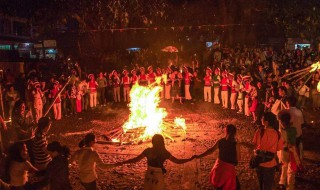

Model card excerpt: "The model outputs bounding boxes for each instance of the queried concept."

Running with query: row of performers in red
[90,66,257,116]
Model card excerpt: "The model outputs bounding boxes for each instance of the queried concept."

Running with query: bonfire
[109,79,187,144]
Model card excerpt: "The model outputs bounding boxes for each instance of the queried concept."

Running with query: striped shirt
[33,132,52,168]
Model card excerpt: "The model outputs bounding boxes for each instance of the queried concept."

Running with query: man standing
[237,75,244,114]
[97,72,107,106]
[285,97,304,162]
[212,68,221,104]
[278,112,299,190]
[111,71,121,103]
[229,73,238,110]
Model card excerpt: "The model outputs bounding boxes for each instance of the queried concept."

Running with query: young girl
[70,133,111,190]
[113,134,195,190]
[5,142,38,189]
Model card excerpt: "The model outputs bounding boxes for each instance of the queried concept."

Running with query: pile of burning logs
[100,118,196,145]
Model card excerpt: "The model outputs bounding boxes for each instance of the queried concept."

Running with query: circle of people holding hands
[0,64,310,189]
[1,44,319,189]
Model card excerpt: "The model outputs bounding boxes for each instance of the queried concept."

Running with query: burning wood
[104,83,188,144]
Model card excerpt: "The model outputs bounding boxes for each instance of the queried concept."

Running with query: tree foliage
[1,0,319,45]
[268,0,320,42]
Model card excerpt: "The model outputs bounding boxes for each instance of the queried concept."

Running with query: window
[0,45,11,50]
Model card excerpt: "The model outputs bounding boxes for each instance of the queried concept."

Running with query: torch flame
[309,61,320,92]
[123,83,167,141]
[309,61,320,73]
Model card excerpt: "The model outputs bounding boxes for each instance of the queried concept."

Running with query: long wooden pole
[280,67,311,79]
[0,85,4,119]
[296,73,313,92]
[44,77,71,117]
[287,70,309,81]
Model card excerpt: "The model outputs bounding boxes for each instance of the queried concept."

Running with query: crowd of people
[0,44,318,189]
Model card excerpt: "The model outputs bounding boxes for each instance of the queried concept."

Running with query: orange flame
[123,83,167,141]
[310,61,320,73]
[174,117,186,131]
[112,138,120,142]
[317,81,320,92]
[121,80,187,142]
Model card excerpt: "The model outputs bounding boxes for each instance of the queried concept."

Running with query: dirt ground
[34,101,320,190]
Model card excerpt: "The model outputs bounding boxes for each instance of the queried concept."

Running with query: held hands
[190,155,201,159]
[191,155,197,160]
[106,164,116,169]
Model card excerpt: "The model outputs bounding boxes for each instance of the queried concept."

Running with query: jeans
[256,166,276,190]
[297,95,306,109]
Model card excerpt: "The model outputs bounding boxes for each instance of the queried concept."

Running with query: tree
[268,0,320,44]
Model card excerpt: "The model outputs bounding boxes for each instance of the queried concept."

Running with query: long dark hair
[151,134,167,152]
[47,141,70,158]
[225,124,237,142]
[78,133,96,148]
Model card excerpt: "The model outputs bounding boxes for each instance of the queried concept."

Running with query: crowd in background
[0,44,318,189]
[1,45,319,123]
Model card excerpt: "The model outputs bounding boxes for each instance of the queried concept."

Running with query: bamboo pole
[296,73,313,92]
[44,77,71,117]
[287,70,309,81]
[280,67,311,79]
[0,85,4,119]
[294,73,311,84]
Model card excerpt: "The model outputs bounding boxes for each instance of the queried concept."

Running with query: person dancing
[196,125,241,190]
[113,134,195,190]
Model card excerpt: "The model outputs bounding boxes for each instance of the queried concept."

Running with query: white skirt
[144,166,165,190]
